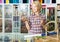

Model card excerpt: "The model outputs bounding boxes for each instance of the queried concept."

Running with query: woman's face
[32,4,40,13]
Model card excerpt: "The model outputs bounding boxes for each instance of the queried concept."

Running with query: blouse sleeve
[41,14,46,24]
[28,16,31,28]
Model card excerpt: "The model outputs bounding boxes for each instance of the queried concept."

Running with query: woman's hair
[31,1,42,14]
[31,1,42,11]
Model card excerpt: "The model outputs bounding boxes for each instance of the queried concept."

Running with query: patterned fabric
[28,14,46,34]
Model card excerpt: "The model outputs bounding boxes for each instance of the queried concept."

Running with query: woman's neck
[35,12,40,16]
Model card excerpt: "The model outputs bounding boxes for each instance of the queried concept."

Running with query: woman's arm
[40,15,46,26]
[25,21,30,31]
[41,20,46,25]
[21,15,30,31]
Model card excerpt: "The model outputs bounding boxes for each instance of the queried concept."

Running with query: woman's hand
[21,15,28,22]
[40,20,44,25]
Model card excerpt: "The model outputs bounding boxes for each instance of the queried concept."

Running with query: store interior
[0,0,60,42]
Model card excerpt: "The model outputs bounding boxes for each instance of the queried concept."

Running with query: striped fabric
[28,14,46,34]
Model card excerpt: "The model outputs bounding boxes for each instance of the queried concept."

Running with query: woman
[25,1,46,34]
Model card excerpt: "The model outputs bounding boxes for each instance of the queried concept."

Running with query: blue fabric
[9,0,13,3]
[41,32,57,36]
[13,0,19,3]
[4,0,6,3]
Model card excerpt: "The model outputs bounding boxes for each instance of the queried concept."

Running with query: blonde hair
[32,1,41,7]
[31,1,42,12]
